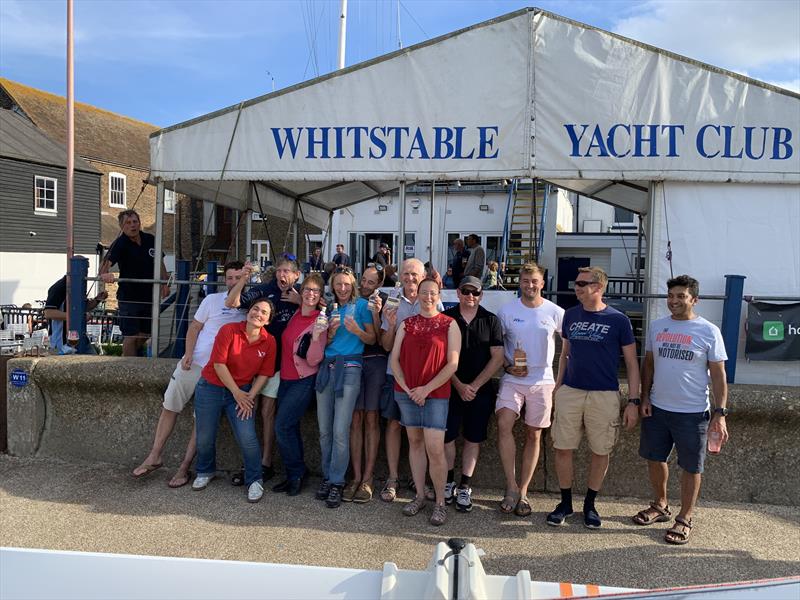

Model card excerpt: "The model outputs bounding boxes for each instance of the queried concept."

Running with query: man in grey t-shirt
[463,234,486,279]
[632,274,729,545]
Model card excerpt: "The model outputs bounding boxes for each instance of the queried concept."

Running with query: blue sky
[1,0,798,127]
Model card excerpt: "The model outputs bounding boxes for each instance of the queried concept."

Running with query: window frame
[109,172,127,208]
[33,175,58,214]
[163,189,176,214]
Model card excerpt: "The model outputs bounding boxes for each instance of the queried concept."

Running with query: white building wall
[0,253,100,306]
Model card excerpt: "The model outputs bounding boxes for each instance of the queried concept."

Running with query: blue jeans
[194,378,262,486]
[316,364,362,485]
[275,376,316,480]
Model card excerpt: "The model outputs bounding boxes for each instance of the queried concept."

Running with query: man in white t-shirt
[632,274,728,545]
[132,261,247,487]
[495,262,564,516]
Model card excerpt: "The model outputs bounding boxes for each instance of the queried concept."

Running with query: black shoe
[272,479,291,493]
[230,470,245,487]
[315,479,331,500]
[287,477,304,497]
[262,465,275,482]
[326,484,343,508]
[546,502,574,526]
[584,507,602,529]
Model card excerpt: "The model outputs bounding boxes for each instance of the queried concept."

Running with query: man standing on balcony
[464,234,486,279]
[99,209,169,357]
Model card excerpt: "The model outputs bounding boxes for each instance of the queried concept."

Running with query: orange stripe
[559,582,574,597]
[586,584,600,596]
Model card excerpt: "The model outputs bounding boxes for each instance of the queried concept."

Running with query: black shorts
[356,355,387,411]
[444,386,495,444]
[639,405,710,474]
[118,301,152,337]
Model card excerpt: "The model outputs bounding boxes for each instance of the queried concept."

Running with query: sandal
[430,504,448,526]
[499,491,520,514]
[514,496,532,517]
[168,470,192,489]
[353,482,373,504]
[665,516,693,545]
[632,502,672,526]
[380,478,398,503]
[403,496,427,516]
[132,463,162,478]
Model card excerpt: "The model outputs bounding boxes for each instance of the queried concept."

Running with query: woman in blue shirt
[315,267,376,508]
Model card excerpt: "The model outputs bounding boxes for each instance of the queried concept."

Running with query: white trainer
[247,481,264,503]
[444,481,457,505]
[455,486,473,512]
[192,475,214,491]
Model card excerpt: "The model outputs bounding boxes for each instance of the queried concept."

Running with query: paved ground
[1,455,798,591]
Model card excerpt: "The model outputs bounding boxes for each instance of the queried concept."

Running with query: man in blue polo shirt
[99,210,168,357]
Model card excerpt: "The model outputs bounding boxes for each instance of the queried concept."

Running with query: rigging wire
[399,1,429,39]
[662,184,674,278]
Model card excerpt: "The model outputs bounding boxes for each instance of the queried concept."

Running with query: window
[109,172,126,207]
[34,176,57,213]
[164,189,175,214]
[613,207,635,223]
[202,201,216,235]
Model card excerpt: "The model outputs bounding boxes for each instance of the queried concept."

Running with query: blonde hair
[577,266,608,287]
[519,262,545,277]
[331,270,358,304]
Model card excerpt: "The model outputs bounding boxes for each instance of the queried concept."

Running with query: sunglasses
[459,288,482,297]
[334,266,354,275]
[574,280,598,288]
[366,262,384,272]
[280,252,297,261]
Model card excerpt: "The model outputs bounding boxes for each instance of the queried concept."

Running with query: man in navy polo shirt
[99,210,168,357]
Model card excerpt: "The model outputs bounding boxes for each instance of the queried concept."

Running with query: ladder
[502,179,548,289]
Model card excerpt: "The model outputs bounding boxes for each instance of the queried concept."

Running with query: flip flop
[168,471,192,489]
[514,496,532,517]
[132,463,163,478]
[500,491,520,514]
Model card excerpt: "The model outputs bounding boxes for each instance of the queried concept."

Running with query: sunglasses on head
[366,262,384,272]
[574,280,597,288]
[281,252,297,261]
[334,266,354,275]
[459,288,482,296]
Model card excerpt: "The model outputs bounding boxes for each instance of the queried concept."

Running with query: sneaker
[286,477,304,497]
[444,481,457,505]
[315,479,331,500]
[272,479,291,493]
[326,484,344,508]
[455,486,473,513]
[341,480,358,502]
[230,470,245,486]
[192,475,214,491]
[430,504,448,526]
[247,481,264,503]
[584,507,602,529]
[546,502,574,526]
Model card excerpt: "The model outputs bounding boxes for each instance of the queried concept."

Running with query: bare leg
[678,471,702,521]
[350,410,365,483]
[363,410,380,483]
[554,448,574,489]
[406,427,427,500]
[133,408,178,475]
[424,429,447,505]
[647,460,670,507]
[444,441,457,472]
[587,452,610,491]
[385,419,402,481]
[122,335,140,357]
[260,395,276,467]
[169,425,197,487]
[496,408,519,494]
[519,426,542,497]
[460,441,480,478]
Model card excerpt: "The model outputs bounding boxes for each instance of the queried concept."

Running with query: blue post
[173,260,191,358]
[68,256,90,354]
[720,274,746,384]
[206,260,218,295]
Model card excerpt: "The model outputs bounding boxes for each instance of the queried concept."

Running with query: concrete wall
[6,356,799,506]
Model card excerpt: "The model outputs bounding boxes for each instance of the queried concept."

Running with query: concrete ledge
[6,356,800,505]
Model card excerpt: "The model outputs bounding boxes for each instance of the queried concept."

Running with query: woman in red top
[192,298,277,503]
[390,278,461,526]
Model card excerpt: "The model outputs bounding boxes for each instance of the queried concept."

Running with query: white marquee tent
[149,8,800,383]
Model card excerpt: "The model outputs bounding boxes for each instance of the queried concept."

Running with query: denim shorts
[395,391,449,431]
[639,405,710,474]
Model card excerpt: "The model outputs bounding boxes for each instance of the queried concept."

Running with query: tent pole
[428,181,435,266]
[292,202,299,259]
[151,181,165,359]
[399,181,407,262]
[245,184,253,261]
[337,0,348,69]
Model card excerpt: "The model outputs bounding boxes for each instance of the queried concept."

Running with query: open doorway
[347,232,396,274]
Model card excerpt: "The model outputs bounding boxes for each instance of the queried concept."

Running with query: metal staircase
[501,179,548,289]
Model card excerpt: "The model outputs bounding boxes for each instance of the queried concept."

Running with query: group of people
[131,254,729,541]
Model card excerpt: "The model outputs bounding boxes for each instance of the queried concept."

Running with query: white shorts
[261,370,281,398]
[163,362,203,412]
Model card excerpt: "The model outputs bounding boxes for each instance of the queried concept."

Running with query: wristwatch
[713,407,729,417]
[627,398,641,406]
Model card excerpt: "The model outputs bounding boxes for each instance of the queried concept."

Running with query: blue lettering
[368,127,387,159]
[586,126,610,157]
[347,126,369,158]
[721,125,743,159]
[772,127,793,160]
[386,126,409,158]
[696,124,720,158]
[433,127,454,159]
[477,126,499,159]
[564,124,589,157]
[661,125,684,157]
[271,127,303,159]
[332,126,345,159]
[633,124,659,157]
[306,127,330,159]
[743,126,768,160]
[453,127,475,159]
[407,128,430,159]
[606,124,631,158]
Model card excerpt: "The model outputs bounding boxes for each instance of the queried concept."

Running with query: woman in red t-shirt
[390,278,461,526]
[192,298,277,503]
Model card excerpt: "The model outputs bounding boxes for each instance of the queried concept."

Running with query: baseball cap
[379,242,389,249]
[459,276,483,292]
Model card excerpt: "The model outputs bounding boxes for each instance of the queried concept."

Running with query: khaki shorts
[163,362,203,412]
[551,385,621,455]
[261,370,281,398]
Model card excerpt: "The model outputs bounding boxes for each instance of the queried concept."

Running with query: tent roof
[149,8,799,226]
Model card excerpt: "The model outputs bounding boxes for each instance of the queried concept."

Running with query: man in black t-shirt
[99,209,168,357]
[44,271,107,354]
[442,276,504,512]
[450,238,469,289]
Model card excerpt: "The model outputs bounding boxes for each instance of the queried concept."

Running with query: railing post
[206,261,218,294]
[69,256,90,354]
[173,260,191,358]
[721,274,746,384]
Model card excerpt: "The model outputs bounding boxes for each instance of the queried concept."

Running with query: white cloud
[613,0,800,75]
